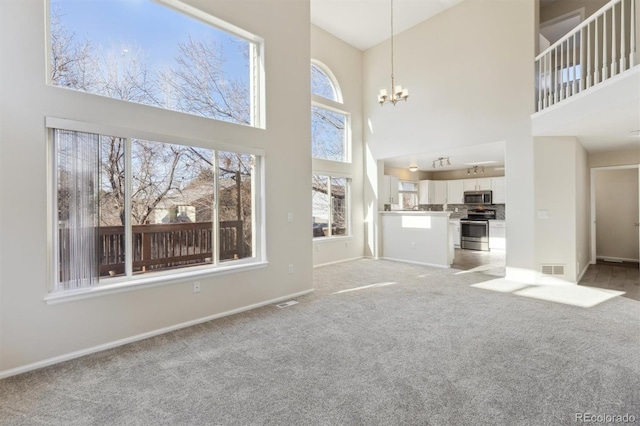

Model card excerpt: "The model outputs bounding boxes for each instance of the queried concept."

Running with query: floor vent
[541,264,565,276]
[276,300,298,308]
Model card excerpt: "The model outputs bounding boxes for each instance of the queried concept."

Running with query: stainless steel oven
[460,220,489,251]
[461,209,496,251]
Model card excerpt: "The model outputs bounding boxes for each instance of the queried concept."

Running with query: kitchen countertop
[379,211,451,217]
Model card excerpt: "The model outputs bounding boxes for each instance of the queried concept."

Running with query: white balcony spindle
[587,23,592,88]
[573,32,577,95]
[538,59,543,111]
[545,54,550,107]
[595,16,600,84]
[603,10,609,80]
[631,0,636,66]
[621,0,627,70]
[554,47,559,103]
[580,28,585,91]
[612,3,618,76]
[560,42,565,100]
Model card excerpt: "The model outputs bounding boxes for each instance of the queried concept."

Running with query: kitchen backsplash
[419,204,506,220]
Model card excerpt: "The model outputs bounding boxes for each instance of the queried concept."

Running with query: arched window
[311,61,350,239]
[311,62,342,103]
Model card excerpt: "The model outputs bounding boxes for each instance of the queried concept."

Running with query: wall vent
[541,264,565,276]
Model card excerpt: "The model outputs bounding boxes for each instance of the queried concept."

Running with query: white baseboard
[596,256,640,263]
[314,256,364,268]
[0,289,314,380]
[380,257,450,269]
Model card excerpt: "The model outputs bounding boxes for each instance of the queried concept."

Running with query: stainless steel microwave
[463,190,492,205]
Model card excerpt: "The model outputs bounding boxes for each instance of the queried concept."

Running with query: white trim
[590,164,640,265]
[310,59,343,104]
[45,117,266,157]
[313,256,364,268]
[596,256,640,263]
[45,261,269,304]
[1,288,313,379]
[380,257,450,269]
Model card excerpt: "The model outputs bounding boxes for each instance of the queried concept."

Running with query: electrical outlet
[288,264,294,274]
[287,212,294,223]
[345,241,349,248]
[193,281,201,293]
[410,241,416,249]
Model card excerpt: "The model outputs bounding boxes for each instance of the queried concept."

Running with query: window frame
[312,173,351,240]
[45,0,266,129]
[310,102,351,164]
[46,117,266,302]
[398,180,419,210]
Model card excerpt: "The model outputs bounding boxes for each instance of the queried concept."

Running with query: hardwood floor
[579,260,640,301]
[450,248,505,277]
[451,250,640,301]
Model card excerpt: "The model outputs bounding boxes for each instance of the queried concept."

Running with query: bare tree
[169,36,250,124]
[50,7,98,91]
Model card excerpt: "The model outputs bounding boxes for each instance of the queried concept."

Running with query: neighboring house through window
[311,61,351,238]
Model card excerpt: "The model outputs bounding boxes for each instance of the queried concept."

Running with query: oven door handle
[462,220,488,225]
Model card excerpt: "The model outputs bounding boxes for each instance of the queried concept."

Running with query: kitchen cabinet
[447,179,464,204]
[382,175,400,205]
[449,219,461,248]
[491,177,506,204]
[464,177,492,191]
[418,180,447,205]
[489,220,506,250]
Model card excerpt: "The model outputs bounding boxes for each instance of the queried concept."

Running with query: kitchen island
[379,211,453,268]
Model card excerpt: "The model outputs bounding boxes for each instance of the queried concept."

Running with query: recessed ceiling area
[310,0,464,51]
[382,141,505,172]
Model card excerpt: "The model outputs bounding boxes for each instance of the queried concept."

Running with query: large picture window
[53,127,260,291]
[48,0,263,127]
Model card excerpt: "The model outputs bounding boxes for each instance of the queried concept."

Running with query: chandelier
[377,0,409,106]
[467,165,485,175]
[432,157,450,168]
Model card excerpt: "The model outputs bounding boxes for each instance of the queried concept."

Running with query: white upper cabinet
[464,177,492,191]
[491,176,506,204]
[382,175,399,205]
[447,179,464,204]
[433,181,447,204]
[418,180,447,205]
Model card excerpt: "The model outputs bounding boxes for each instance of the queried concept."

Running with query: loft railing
[536,0,638,112]
[58,221,244,278]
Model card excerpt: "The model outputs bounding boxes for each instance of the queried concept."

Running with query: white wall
[534,136,590,283]
[0,0,312,373]
[310,25,365,266]
[594,169,640,261]
[363,0,537,281]
[589,148,640,168]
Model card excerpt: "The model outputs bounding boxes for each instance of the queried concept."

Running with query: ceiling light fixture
[467,165,485,175]
[377,0,409,106]
[432,157,450,168]
[408,165,418,172]
[631,130,640,137]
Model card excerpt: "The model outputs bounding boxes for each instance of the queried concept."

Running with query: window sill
[313,235,352,243]
[45,261,269,305]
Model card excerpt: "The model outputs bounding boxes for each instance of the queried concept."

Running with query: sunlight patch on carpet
[472,278,625,307]
[471,279,531,293]
[514,285,624,308]
[333,282,397,295]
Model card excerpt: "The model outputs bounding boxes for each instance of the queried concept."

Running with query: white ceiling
[310,0,464,51]
[382,141,505,172]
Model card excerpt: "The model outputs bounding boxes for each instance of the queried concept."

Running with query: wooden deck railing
[97,221,244,276]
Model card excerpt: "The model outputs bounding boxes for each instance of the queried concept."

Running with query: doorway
[584,165,640,299]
